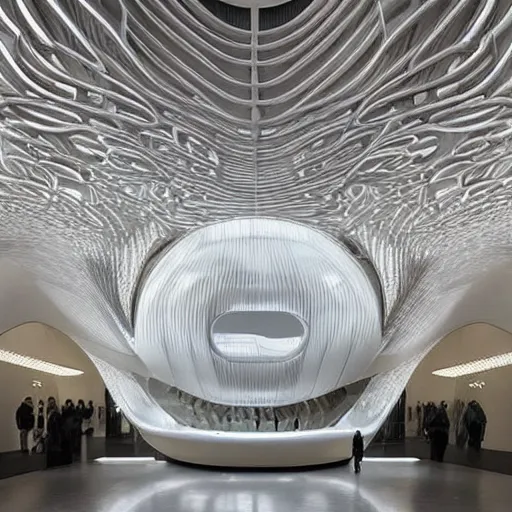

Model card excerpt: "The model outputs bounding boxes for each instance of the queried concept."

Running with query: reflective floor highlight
[0,459,510,512]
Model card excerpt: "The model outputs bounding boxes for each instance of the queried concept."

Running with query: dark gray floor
[0,459,510,512]
[3,437,512,481]
[0,451,45,480]
[370,439,512,476]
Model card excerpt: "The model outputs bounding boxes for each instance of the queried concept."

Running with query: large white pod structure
[2,0,512,465]
[135,218,382,407]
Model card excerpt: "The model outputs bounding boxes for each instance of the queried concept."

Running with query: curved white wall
[406,323,512,452]
[0,323,105,453]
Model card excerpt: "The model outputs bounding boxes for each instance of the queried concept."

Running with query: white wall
[406,323,512,451]
[0,323,105,453]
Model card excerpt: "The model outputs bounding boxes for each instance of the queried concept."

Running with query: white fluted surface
[135,218,381,407]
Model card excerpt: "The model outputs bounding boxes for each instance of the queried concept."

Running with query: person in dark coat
[75,400,87,452]
[36,400,45,430]
[465,401,487,451]
[15,397,34,453]
[46,396,57,418]
[82,400,95,436]
[427,402,450,462]
[61,399,79,461]
[76,399,85,432]
[61,399,75,419]
[352,430,364,473]
[423,402,437,440]
[77,400,85,413]
[46,401,65,468]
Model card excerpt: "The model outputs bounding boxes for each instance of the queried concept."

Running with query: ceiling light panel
[432,352,512,378]
[0,349,84,377]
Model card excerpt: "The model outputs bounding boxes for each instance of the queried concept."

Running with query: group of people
[419,399,488,462]
[353,398,488,472]
[15,396,95,467]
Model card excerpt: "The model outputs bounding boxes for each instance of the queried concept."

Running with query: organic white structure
[1,0,512,466]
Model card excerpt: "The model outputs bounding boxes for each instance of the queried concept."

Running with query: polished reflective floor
[0,459,510,512]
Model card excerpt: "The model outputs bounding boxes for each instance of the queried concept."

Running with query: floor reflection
[100,469,383,512]
[0,460,510,512]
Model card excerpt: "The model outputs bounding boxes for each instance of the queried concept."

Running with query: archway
[0,322,106,477]
[401,323,512,473]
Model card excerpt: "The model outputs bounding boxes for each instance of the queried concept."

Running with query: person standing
[82,400,95,436]
[46,396,57,418]
[75,400,87,455]
[15,397,35,454]
[76,400,85,433]
[61,399,78,462]
[416,402,422,437]
[46,400,64,468]
[427,402,450,462]
[352,430,364,474]
[465,400,487,451]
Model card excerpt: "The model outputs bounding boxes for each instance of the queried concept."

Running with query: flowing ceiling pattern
[1,0,512,466]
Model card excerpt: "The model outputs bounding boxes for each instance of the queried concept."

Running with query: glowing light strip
[94,456,420,464]
[363,457,420,462]
[432,351,512,378]
[95,457,166,463]
[0,349,84,377]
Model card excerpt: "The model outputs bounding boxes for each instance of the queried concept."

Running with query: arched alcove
[406,323,512,452]
[0,322,105,453]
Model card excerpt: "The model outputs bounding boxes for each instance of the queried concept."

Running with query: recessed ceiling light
[0,349,84,377]
[433,352,512,378]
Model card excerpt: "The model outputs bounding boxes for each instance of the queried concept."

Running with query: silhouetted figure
[352,430,364,473]
[46,402,65,468]
[46,396,57,418]
[75,399,87,451]
[427,402,450,462]
[465,401,487,451]
[61,399,78,462]
[83,400,95,436]
[76,399,85,416]
[15,397,34,453]
[416,402,422,437]
[423,402,437,441]
[36,400,45,429]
